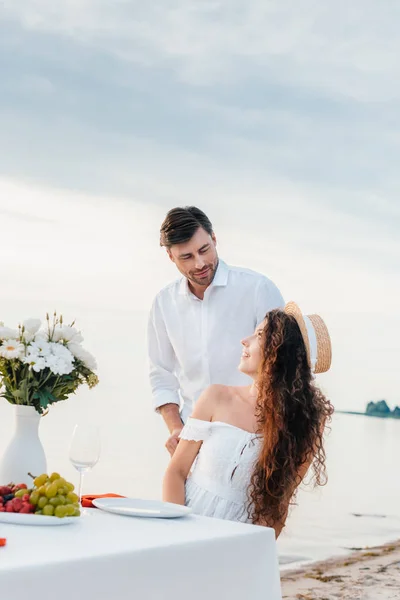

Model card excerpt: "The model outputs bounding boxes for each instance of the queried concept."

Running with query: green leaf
[11,389,24,400]
[33,389,58,411]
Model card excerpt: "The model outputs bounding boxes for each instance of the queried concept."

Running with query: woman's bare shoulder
[199,384,246,410]
[192,384,236,420]
[196,384,231,406]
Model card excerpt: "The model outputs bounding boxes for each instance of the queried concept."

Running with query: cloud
[2,0,400,97]
[0,0,399,411]
[1,2,400,214]
[0,206,55,224]
[1,174,399,412]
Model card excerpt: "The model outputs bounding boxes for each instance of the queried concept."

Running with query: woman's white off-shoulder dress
[179,417,261,523]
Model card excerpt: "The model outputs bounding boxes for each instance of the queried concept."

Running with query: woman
[162,302,333,537]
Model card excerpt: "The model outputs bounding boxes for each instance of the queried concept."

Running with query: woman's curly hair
[248,309,333,535]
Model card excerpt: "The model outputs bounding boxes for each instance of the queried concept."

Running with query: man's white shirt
[147,260,284,423]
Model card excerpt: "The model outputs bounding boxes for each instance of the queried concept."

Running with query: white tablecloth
[0,509,281,599]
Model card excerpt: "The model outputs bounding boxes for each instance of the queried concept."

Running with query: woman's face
[238,320,266,378]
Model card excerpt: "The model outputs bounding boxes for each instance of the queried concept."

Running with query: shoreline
[281,539,400,599]
[336,410,400,421]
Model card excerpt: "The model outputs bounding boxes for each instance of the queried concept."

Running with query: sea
[0,187,399,569]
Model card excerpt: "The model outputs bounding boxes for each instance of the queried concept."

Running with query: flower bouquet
[0,312,99,414]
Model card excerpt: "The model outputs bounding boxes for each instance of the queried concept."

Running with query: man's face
[168,227,219,288]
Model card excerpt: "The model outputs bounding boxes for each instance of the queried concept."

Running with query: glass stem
[78,471,84,506]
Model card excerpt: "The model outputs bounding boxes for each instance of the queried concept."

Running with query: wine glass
[69,424,101,508]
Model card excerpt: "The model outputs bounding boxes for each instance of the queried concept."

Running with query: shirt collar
[178,260,229,296]
[211,260,229,287]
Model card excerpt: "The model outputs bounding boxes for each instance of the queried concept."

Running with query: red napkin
[81,493,125,508]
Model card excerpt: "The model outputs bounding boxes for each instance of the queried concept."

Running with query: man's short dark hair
[160,206,213,248]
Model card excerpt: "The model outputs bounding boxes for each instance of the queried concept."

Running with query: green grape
[42,504,55,516]
[65,504,75,516]
[45,483,58,498]
[54,478,66,489]
[54,505,67,518]
[29,491,40,505]
[38,496,48,509]
[58,495,66,505]
[67,492,79,504]
[33,474,48,487]
[72,508,81,517]
[49,496,62,507]
[38,485,47,495]
[57,487,68,496]
[35,510,43,515]
[15,489,27,498]
[49,472,61,483]
[66,482,75,493]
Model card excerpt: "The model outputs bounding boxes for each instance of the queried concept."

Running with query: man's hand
[159,404,184,456]
[165,427,183,456]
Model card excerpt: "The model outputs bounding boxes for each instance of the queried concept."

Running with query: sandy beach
[281,540,400,599]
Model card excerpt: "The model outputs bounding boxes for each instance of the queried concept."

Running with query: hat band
[303,315,318,372]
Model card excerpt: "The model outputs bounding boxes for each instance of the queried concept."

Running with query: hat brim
[284,302,312,368]
[284,301,332,374]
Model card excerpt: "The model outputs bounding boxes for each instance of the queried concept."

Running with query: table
[0,509,282,599]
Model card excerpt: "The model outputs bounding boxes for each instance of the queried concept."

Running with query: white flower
[22,331,35,343]
[52,326,83,344]
[0,327,19,340]
[22,340,75,376]
[53,360,72,375]
[49,342,74,362]
[0,339,25,359]
[43,353,57,369]
[23,319,41,334]
[45,354,74,375]
[29,340,51,357]
[22,354,46,372]
[52,328,63,342]
[34,330,49,343]
[44,343,74,375]
[22,342,48,371]
[68,342,97,371]
[32,358,46,372]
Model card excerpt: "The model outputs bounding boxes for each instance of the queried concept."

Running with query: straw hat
[284,301,332,374]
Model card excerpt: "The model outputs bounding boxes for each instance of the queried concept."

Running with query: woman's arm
[162,438,202,505]
[162,384,221,505]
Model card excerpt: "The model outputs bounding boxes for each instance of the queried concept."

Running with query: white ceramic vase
[0,405,47,486]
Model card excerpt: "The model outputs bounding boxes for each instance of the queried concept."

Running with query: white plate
[0,512,79,526]
[93,497,192,519]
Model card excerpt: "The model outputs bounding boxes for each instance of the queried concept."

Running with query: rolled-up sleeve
[147,296,181,412]
[255,277,285,325]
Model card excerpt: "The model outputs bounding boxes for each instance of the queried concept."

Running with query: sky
[0,1,399,411]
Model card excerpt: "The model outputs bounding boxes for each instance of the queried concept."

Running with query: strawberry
[12,498,23,512]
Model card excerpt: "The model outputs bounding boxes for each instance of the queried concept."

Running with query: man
[148,206,284,455]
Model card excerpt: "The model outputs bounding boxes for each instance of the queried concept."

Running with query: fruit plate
[93,498,192,519]
[0,512,79,526]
